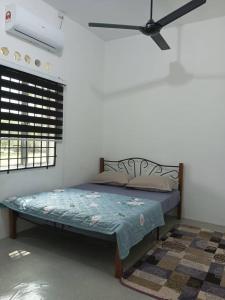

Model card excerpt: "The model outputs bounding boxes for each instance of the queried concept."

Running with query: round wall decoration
[0,47,9,56]
[35,59,41,67]
[43,62,51,71]
[24,54,31,64]
[14,51,22,61]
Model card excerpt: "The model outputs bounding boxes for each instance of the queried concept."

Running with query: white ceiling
[44,0,225,41]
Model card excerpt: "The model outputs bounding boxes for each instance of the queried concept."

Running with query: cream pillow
[92,171,129,186]
[127,175,175,192]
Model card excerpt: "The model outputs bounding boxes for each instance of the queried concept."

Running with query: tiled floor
[0,218,224,300]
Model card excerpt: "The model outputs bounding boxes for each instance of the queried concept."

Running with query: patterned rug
[121,225,225,300]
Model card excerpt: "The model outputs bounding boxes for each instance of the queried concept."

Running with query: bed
[3,157,184,278]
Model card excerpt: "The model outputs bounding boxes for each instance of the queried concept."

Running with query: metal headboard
[99,157,184,217]
[100,157,183,189]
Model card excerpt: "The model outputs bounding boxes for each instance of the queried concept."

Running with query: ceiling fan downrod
[150,0,153,22]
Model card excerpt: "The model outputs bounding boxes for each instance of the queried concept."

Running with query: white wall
[103,17,225,226]
[0,0,104,239]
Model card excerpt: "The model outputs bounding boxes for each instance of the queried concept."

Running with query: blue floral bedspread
[2,188,165,259]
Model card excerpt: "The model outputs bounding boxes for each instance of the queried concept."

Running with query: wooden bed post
[100,157,104,173]
[115,245,123,279]
[9,209,17,239]
[178,163,184,220]
[156,227,160,240]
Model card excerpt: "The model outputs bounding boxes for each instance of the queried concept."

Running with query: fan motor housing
[141,22,162,36]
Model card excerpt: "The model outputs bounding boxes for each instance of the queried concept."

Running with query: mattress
[76,183,180,214]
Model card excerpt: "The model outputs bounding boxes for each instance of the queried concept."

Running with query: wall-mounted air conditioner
[5,4,64,55]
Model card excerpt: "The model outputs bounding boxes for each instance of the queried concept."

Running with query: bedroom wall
[0,0,104,239]
[103,17,225,226]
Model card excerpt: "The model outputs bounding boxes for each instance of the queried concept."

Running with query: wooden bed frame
[8,157,184,279]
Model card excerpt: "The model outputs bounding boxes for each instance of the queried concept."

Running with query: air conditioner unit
[5,4,64,55]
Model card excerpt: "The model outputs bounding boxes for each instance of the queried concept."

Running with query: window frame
[0,138,57,173]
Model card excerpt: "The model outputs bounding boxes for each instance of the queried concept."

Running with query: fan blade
[89,23,142,31]
[157,0,206,27]
[151,33,170,50]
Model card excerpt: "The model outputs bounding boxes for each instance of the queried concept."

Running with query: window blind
[0,64,64,140]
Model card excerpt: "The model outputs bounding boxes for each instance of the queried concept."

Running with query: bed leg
[177,202,182,220]
[178,163,183,220]
[115,245,123,279]
[9,210,17,239]
[156,227,160,241]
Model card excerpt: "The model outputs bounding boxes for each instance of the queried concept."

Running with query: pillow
[127,175,175,192]
[92,171,129,186]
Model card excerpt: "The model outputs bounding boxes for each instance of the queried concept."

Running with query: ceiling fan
[89,0,206,50]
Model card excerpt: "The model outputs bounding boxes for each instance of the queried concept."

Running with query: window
[0,64,64,173]
[0,139,56,171]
